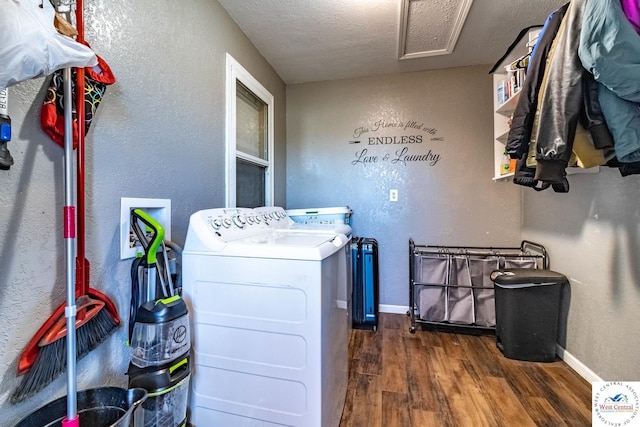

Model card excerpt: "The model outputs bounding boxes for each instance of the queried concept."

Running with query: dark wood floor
[340,313,591,427]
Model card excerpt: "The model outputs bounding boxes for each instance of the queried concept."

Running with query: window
[225,54,274,208]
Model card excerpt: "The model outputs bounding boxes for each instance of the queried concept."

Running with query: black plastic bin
[490,268,567,362]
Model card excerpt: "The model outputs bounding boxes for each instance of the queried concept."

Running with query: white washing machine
[182,208,350,427]
[253,206,352,237]
[253,206,353,331]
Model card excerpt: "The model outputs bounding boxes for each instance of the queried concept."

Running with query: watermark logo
[593,382,640,426]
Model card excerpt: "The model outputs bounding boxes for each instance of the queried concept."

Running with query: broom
[11,0,119,404]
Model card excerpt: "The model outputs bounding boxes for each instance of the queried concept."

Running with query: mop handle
[66,2,83,422]
[62,0,85,427]
[75,0,87,295]
[62,66,79,426]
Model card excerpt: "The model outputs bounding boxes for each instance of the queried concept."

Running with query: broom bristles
[11,309,119,404]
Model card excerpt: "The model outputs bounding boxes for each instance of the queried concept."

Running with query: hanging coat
[579,0,640,163]
[533,0,587,185]
[507,3,569,161]
[509,4,569,188]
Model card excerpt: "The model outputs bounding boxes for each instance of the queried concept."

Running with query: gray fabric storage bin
[503,257,538,269]
[469,257,499,327]
[446,256,475,324]
[409,240,549,334]
[415,255,448,322]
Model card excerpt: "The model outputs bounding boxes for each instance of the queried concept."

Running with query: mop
[11,0,119,407]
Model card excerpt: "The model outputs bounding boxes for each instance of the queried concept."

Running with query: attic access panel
[398,0,473,60]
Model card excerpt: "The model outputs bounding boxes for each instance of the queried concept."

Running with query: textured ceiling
[217,0,568,84]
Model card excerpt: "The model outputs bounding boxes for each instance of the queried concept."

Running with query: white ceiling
[217,0,568,85]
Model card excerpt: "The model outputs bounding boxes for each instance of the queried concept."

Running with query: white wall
[286,66,523,308]
[0,0,286,423]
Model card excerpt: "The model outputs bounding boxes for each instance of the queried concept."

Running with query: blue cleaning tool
[0,87,14,170]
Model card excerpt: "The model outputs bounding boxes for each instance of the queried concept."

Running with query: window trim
[225,53,274,208]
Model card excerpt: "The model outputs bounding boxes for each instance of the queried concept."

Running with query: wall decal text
[349,118,444,167]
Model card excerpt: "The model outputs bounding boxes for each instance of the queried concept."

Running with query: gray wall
[522,169,640,381]
[0,0,286,422]
[287,66,640,383]
[286,66,523,308]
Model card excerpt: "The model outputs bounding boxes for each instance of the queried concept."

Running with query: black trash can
[490,268,567,362]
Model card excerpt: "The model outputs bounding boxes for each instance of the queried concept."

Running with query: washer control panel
[253,206,295,229]
[184,206,341,253]
[191,207,293,241]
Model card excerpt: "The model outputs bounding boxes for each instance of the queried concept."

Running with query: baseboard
[556,344,603,384]
[379,304,409,315]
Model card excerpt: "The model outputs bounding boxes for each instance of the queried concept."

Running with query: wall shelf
[492,29,540,181]
[492,27,601,183]
[496,90,520,116]
[492,172,514,182]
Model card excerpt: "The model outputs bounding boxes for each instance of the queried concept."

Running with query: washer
[253,206,353,331]
[182,208,350,427]
[254,206,352,237]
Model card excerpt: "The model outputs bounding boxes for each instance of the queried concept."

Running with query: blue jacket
[579,0,640,163]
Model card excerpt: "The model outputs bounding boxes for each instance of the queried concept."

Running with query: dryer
[182,208,350,426]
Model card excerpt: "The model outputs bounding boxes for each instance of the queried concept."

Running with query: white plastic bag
[0,0,97,88]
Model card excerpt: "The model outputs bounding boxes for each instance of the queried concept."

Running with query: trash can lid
[491,268,567,286]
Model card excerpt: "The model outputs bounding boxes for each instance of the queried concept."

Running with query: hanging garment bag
[415,254,448,322]
[469,257,499,327]
[446,256,475,324]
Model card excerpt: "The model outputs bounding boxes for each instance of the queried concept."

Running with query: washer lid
[282,222,352,236]
[219,232,348,260]
[234,230,336,246]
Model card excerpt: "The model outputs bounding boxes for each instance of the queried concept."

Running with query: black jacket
[533,0,586,184]
[507,3,569,161]
[509,4,568,189]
